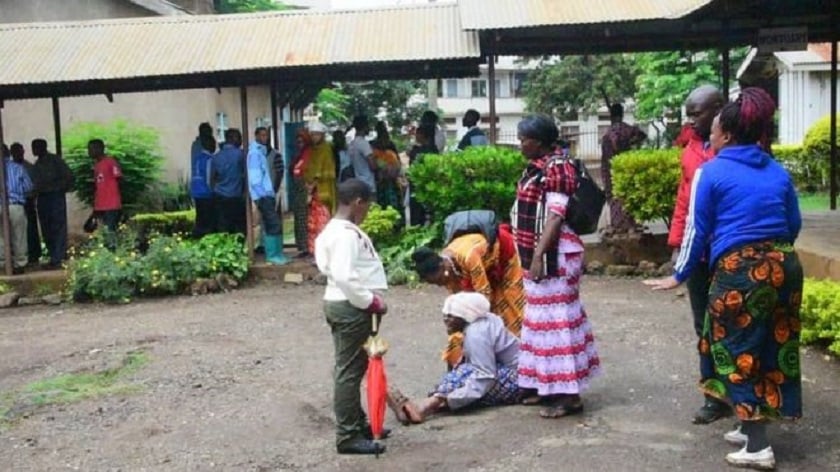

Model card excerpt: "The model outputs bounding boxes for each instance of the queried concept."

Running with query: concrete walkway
[797,211,840,281]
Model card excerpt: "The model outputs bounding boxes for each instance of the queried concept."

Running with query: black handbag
[564,158,606,235]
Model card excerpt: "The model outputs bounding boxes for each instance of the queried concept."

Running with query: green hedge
[408,146,524,222]
[611,148,681,227]
[63,120,164,211]
[801,278,840,356]
[801,114,839,191]
[130,210,195,236]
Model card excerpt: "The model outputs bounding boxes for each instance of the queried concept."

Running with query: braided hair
[718,87,776,152]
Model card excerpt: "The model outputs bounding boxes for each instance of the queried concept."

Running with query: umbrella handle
[371,314,380,335]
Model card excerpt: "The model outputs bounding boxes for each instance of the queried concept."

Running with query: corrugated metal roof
[0,3,479,88]
[458,0,713,30]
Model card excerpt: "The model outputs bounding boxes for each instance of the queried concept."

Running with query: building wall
[778,68,840,145]
[4,87,272,230]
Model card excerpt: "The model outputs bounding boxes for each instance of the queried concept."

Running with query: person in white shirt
[314,178,389,456]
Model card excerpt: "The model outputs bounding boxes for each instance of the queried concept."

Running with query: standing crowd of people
[314,85,804,471]
[0,138,122,273]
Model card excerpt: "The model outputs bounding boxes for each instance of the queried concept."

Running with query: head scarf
[308,121,327,134]
[442,292,490,324]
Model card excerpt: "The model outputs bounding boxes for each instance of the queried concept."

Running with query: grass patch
[23,351,149,406]
[0,281,12,295]
[0,351,149,428]
[799,192,830,212]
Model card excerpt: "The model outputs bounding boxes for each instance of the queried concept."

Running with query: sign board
[757,27,808,53]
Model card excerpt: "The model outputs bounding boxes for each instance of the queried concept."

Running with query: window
[445,79,458,98]
[512,72,528,97]
[471,80,487,98]
[436,79,443,98]
[493,79,503,98]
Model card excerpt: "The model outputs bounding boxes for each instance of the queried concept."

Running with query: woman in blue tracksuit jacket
[646,87,802,471]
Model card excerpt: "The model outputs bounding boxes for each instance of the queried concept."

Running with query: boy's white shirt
[315,218,388,309]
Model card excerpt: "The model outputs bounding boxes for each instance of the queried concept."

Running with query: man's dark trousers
[24,197,41,264]
[325,301,371,448]
[37,191,67,266]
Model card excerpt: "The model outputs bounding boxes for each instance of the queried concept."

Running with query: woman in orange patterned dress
[412,225,525,365]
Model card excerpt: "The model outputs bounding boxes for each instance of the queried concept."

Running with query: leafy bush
[408,146,524,223]
[130,210,195,237]
[612,148,681,227]
[772,145,810,190]
[800,278,840,356]
[63,120,164,212]
[135,179,193,213]
[360,204,402,248]
[377,223,441,286]
[801,114,839,191]
[67,229,247,303]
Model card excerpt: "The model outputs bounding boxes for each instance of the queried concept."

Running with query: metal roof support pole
[240,86,255,262]
[0,103,13,276]
[488,54,497,145]
[830,28,838,210]
[52,97,62,156]
[721,48,730,100]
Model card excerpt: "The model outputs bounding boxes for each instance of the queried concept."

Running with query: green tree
[634,47,750,122]
[63,120,164,212]
[523,55,639,119]
[335,80,427,128]
[214,0,292,13]
[313,88,351,127]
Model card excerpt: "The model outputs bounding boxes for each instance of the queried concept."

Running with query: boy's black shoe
[337,439,386,455]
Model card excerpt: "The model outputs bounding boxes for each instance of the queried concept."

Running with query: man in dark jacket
[31,139,74,269]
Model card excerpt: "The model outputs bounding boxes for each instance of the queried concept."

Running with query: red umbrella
[364,314,388,457]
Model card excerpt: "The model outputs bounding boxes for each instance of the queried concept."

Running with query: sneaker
[725,446,775,470]
[724,426,748,446]
[336,438,386,455]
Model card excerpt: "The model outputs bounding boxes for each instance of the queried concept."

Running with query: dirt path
[0,279,838,471]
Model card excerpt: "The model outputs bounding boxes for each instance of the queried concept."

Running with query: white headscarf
[442,292,490,324]
[308,121,327,134]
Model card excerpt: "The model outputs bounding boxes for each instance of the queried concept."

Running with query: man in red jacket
[668,85,728,425]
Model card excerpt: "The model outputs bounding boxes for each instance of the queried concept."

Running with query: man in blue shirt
[1,144,34,274]
[191,134,216,238]
[212,129,246,235]
[248,127,288,265]
[457,109,489,150]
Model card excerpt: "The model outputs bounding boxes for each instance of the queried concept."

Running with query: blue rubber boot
[264,234,290,265]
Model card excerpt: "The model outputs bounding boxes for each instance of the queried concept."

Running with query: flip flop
[539,402,584,419]
[386,389,424,425]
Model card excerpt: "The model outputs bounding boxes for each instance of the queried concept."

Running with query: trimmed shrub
[359,204,401,248]
[130,210,195,236]
[800,278,840,356]
[63,120,164,212]
[772,145,810,190]
[802,114,840,191]
[611,148,681,227]
[408,146,524,223]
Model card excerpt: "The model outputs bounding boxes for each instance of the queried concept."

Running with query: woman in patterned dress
[645,88,802,470]
[511,115,601,418]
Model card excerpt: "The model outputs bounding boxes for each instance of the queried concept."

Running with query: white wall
[778,68,840,145]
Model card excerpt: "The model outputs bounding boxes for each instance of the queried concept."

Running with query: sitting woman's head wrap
[442,292,491,324]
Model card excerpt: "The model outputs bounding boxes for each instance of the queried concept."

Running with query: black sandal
[539,402,584,419]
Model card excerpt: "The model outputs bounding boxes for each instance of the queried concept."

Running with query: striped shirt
[4,158,33,205]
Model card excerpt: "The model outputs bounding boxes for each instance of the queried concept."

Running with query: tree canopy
[213,0,291,13]
[315,81,428,129]
[522,55,639,119]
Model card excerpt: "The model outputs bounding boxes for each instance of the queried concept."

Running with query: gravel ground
[0,278,838,472]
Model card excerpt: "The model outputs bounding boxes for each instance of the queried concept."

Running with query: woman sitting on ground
[388,292,521,423]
